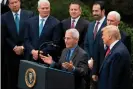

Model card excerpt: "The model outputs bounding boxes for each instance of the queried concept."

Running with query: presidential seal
[25,68,36,88]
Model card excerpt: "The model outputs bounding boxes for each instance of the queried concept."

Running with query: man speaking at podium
[40,28,88,89]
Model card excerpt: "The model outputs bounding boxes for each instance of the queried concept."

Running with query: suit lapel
[99,41,121,73]
[9,11,18,35]
[39,16,50,38]
[75,18,81,29]
[19,10,24,34]
[68,18,71,28]
[99,50,112,73]
[94,18,107,40]
[35,16,39,38]
[98,18,106,33]
[91,21,96,41]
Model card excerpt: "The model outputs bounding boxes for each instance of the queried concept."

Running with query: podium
[18,60,75,89]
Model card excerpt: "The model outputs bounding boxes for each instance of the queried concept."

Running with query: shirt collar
[109,40,119,50]
[69,44,77,51]
[96,16,106,24]
[39,15,49,21]
[71,16,80,23]
[12,9,21,16]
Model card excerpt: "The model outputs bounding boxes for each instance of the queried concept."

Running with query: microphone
[38,41,59,63]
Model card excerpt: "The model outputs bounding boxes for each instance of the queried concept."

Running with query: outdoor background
[21,0,133,87]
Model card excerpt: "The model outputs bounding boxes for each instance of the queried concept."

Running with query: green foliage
[119,22,133,57]
[21,0,133,87]
[21,0,133,59]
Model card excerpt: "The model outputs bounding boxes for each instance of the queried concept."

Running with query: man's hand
[62,61,74,71]
[13,46,24,55]
[92,75,98,81]
[88,58,94,69]
[31,50,39,60]
[40,54,53,64]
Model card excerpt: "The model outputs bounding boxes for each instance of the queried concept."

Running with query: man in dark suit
[61,1,89,49]
[1,0,34,89]
[40,28,88,89]
[24,0,62,63]
[98,25,131,89]
[84,1,106,89]
[106,11,131,54]
[96,11,132,83]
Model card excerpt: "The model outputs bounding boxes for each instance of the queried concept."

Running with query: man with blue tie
[98,25,131,89]
[40,28,88,89]
[24,0,62,63]
[1,0,34,89]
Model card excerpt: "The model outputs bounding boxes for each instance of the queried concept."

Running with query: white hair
[66,28,79,39]
[38,0,50,8]
[108,11,121,21]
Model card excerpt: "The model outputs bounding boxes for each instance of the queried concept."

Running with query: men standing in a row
[84,1,106,89]
[98,25,131,89]
[40,28,88,89]
[24,0,62,63]
[61,1,89,49]
[1,0,34,89]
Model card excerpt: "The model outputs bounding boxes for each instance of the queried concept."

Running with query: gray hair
[38,0,50,8]
[66,28,79,39]
[102,25,121,40]
[108,11,121,21]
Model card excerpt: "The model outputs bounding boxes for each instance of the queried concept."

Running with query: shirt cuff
[72,66,75,72]
[50,61,55,67]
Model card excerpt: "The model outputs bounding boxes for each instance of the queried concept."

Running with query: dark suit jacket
[120,30,131,54]
[96,30,131,76]
[1,9,34,62]
[61,17,89,48]
[84,19,107,75]
[1,9,34,89]
[53,46,88,89]
[25,15,62,62]
[98,41,131,89]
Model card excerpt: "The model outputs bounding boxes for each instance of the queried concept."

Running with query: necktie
[93,21,100,39]
[71,19,75,28]
[66,49,71,62]
[15,13,19,34]
[39,19,44,36]
[105,47,110,57]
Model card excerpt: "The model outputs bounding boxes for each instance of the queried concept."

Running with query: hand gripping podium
[18,60,75,89]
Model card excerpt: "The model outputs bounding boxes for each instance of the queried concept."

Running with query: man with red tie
[84,1,106,89]
[61,1,89,49]
[98,25,131,89]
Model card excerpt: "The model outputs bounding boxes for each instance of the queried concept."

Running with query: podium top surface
[20,60,73,74]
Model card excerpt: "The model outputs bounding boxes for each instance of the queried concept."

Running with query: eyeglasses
[64,37,73,40]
